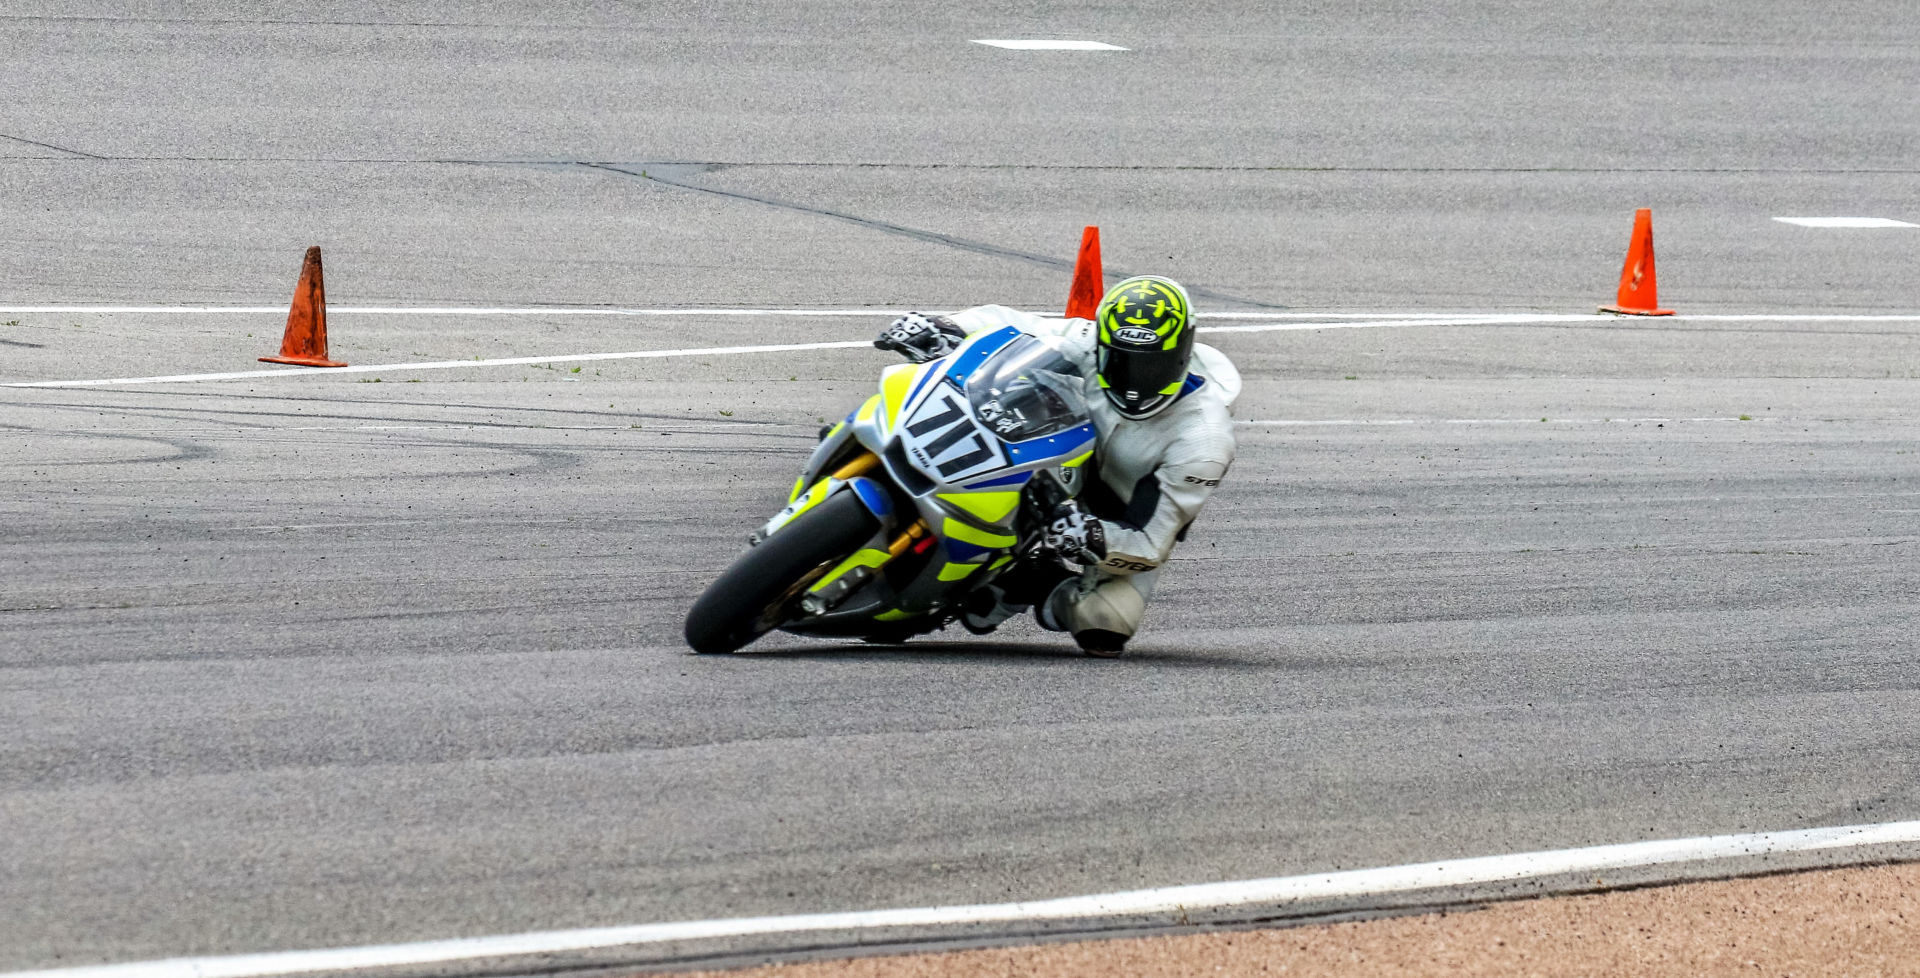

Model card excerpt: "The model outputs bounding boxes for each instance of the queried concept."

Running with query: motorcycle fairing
[769,326,1098,635]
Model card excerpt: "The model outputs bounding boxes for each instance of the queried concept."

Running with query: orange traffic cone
[1064,225,1104,320]
[1599,209,1674,316]
[261,246,348,366]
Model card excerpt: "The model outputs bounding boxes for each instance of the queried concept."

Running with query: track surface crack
[578,162,1289,310]
[0,132,105,159]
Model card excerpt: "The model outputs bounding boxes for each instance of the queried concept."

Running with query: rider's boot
[962,560,1073,635]
[961,584,1025,635]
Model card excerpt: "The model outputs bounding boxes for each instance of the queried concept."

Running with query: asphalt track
[3,1,1919,972]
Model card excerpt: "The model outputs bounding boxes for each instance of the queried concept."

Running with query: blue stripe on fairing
[964,470,1033,490]
[905,361,941,406]
[848,477,893,520]
[1001,423,1096,465]
[942,326,1023,387]
[943,539,996,563]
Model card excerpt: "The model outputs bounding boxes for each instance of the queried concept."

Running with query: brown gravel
[680,863,1920,977]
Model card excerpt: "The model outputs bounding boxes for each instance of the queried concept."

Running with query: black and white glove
[1041,502,1107,566]
[875,312,965,363]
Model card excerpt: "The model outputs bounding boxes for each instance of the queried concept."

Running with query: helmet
[1094,275,1195,419]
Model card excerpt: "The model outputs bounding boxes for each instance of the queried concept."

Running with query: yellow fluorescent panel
[936,490,1020,523]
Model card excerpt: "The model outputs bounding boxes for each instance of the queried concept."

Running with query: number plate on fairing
[900,383,1004,483]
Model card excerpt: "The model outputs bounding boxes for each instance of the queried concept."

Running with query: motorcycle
[684,324,1095,654]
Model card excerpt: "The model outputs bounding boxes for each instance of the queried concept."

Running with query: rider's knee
[1039,575,1147,638]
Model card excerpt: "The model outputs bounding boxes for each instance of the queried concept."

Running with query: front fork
[753,449,932,617]
[797,517,929,615]
[752,451,888,546]
[788,418,862,504]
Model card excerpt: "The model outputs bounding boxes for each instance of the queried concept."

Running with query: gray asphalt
[3,1,1919,971]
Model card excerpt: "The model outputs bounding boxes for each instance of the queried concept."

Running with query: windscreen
[965,336,1089,442]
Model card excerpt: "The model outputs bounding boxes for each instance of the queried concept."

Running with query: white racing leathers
[946,304,1240,639]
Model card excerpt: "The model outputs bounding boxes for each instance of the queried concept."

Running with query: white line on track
[4,340,871,388]
[8,312,1919,389]
[1205,314,1593,334]
[10,819,1917,978]
[0,306,916,316]
[971,39,1130,50]
[3,305,1916,322]
[1773,217,1918,228]
[1238,416,1769,426]
[1209,313,1920,330]
[0,306,1494,318]
[35,422,801,436]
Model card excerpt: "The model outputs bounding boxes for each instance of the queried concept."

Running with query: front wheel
[683,491,881,654]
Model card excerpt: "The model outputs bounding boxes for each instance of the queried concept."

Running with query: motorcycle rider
[874,275,1238,656]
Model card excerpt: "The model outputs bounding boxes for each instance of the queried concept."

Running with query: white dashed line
[971,39,1129,51]
[9,819,1917,978]
[1772,217,1918,228]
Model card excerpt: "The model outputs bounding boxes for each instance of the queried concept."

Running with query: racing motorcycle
[684,325,1094,654]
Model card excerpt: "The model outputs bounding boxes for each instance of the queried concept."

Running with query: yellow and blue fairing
[769,326,1097,633]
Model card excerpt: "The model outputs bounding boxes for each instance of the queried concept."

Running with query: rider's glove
[1041,502,1107,566]
[875,312,965,363]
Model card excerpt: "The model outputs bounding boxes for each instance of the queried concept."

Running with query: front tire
[684,491,882,654]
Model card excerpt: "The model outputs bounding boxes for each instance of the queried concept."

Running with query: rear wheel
[683,491,881,654]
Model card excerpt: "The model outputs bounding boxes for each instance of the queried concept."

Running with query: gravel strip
[681,863,1920,977]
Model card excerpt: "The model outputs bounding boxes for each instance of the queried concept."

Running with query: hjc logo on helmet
[1113,326,1160,345]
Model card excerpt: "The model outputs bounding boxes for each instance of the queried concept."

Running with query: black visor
[1098,345,1186,404]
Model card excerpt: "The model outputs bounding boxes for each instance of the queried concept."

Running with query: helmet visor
[1098,345,1186,405]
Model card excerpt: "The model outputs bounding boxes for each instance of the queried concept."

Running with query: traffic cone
[1064,225,1104,320]
[1599,209,1674,316]
[260,246,348,366]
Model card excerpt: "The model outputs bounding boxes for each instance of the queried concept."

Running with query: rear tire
[684,491,882,654]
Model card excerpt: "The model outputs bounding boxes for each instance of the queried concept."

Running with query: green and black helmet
[1094,275,1196,419]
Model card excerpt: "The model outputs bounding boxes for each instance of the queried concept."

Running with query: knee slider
[1050,577,1146,638]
